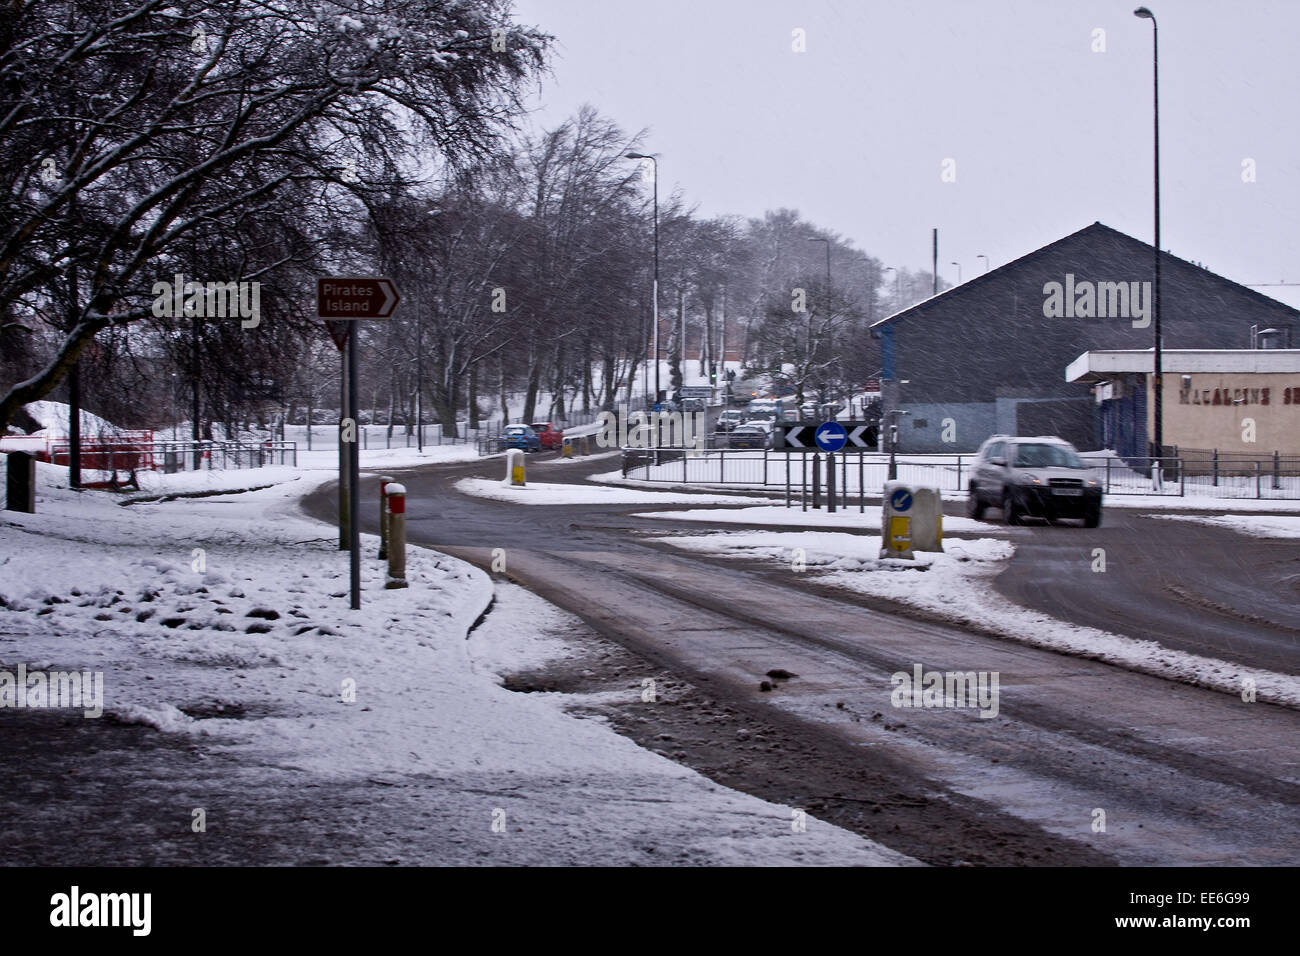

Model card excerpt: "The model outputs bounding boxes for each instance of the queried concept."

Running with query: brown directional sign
[316,277,401,319]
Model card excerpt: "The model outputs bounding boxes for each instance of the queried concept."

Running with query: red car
[530,422,564,450]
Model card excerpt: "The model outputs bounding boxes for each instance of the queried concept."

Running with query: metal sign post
[347,327,360,610]
[318,277,401,611]
[826,452,836,513]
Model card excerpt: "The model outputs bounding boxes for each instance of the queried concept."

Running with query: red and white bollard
[385,483,408,589]
[377,475,394,560]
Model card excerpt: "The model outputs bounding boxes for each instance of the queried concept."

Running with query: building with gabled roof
[868,222,1298,452]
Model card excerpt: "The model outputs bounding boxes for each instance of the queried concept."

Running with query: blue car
[498,424,542,453]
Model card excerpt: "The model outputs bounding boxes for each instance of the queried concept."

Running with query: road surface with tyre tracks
[302,451,1300,865]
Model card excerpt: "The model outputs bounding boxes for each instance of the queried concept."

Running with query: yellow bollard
[506,449,525,486]
[562,439,573,458]
[385,483,408,589]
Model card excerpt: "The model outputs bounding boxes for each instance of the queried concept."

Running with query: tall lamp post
[1134,6,1163,471]
[950,261,962,285]
[626,152,659,408]
[976,254,989,274]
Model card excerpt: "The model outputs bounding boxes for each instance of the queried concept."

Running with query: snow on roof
[1066,348,1300,382]
[14,401,127,438]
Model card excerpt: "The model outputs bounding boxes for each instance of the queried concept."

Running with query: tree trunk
[468,361,480,428]
[552,342,566,421]
[522,345,542,423]
[498,357,509,425]
[581,338,592,414]
[386,369,396,440]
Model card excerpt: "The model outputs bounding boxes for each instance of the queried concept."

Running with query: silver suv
[967,435,1103,527]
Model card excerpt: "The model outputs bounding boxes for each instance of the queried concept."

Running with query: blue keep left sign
[890,488,913,512]
[814,421,847,452]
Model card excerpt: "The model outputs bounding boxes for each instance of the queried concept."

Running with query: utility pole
[932,228,938,296]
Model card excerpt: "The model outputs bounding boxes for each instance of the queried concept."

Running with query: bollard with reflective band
[562,439,573,459]
[378,475,394,560]
[880,481,943,560]
[385,483,408,589]
[506,449,525,486]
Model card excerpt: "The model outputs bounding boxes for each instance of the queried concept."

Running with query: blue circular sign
[890,488,913,512]
[814,421,847,452]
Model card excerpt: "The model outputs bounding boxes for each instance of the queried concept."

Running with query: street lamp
[976,254,989,274]
[950,261,962,285]
[1134,6,1163,475]
[626,152,659,408]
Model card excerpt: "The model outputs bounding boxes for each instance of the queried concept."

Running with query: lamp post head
[625,152,652,160]
[1134,6,1155,19]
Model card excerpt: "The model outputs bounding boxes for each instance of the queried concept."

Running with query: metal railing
[476,394,653,457]
[1096,455,1300,499]
[622,448,1300,501]
[48,439,298,474]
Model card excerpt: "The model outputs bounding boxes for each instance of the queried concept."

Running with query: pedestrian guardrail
[621,449,1300,501]
[47,439,298,476]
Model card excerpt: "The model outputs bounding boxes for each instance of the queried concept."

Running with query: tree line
[0,0,940,441]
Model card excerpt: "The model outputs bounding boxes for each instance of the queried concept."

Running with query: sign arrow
[814,420,847,452]
[783,425,807,448]
[847,425,870,447]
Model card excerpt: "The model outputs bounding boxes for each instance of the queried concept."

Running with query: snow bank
[634,504,998,535]
[1146,514,1300,538]
[455,477,772,507]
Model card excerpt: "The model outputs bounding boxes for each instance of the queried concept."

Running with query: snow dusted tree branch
[0,0,549,433]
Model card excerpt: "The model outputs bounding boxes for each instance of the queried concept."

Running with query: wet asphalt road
[299,452,1300,864]
[992,507,1300,675]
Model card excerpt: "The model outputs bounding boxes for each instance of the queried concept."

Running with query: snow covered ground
[0,459,910,865]
[1145,514,1300,538]
[644,526,1300,710]
[634,504,997,535]
[455,477,773,507]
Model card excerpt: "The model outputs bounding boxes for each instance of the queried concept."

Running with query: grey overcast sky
[510,0,1300,308]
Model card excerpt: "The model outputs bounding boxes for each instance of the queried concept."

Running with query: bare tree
[0,0,548,434]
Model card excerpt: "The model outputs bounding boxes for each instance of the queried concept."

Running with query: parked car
[530,422,564,450]
[715,409,746,432]
[728,424,770,449]
[498,424,542,453]
[967,435,1103,526]
[681,397,707,414]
